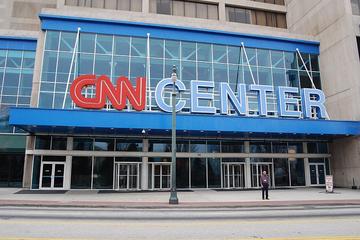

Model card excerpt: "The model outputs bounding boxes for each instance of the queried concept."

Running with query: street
[0,205,360,239]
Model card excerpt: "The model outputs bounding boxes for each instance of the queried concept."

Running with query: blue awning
[9,107,360,138]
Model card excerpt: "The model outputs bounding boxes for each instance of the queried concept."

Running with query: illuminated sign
[70,75,327,119]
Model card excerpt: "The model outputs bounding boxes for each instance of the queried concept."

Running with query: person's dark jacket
[260,174,269,188]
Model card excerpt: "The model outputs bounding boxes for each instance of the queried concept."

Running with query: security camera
[141,129,146,134]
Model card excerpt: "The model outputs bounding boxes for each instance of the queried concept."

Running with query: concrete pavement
[0,187,360,208]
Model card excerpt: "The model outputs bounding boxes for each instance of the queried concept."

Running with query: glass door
[222,163,245,189]
[251,163,273,188]
[40,162,65,189]
[309,164,325,185]
[150,163,171,190]
[114,163,140,190]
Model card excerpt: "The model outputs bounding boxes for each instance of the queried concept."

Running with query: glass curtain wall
[0,49,35,133]
[39,30,321,117]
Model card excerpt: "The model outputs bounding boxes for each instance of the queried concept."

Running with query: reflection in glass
[208,158,221,188]
[93,157,113,189]
[290,158,305,186]
[191,158,206,188]
[274,158,289,186]
[71,157,92,189]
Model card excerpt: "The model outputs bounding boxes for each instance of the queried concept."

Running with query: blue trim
[0,36,37,51]
[39,14,319,54]
[9,108,360,137]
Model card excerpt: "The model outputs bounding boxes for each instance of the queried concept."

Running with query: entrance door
[222,163,245,189]
[150,163,171,190]
[309,164,325,185]
[114,163,140,190]
[251,163,273,188]
[40,162,65,189]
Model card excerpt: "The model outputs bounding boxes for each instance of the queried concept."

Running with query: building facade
[0,0,359,190]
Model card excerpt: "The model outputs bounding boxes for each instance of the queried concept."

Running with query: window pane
[272,68,286,87]
[165,40,180,59]
[197,43,211,62]
[191,158,206,188]
[131,37,146,57]
[71,157,92,189]
[79,33,95,53]
[150,39,164,58]
[94,138,114,151]
[73,138,93,150]
[181,41,196,61]
[94,55,111,75]
[157,0,171,14]
[6,51,22,68]
[176,158,189,188]
[286,70,299,88]
[45,31,60,51]
[257,49,271,67]
[285,52,297,69]
[208,158,221,188]
[96,34,113,54]
[114,36,130,56]
[213,45,227,63]
[113,55,129,78]
[271,51,284,68]
[290,159,305,186]
[59,32,76,52]
[274,158,289,186]
[93,157,113,189]
[23,51,35,69]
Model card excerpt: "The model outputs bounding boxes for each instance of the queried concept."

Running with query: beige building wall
[0,0,56,31]
[287,0,360,188]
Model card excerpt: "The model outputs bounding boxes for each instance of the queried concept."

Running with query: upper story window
[150,0,219,20]
[64,0,142,12]
[226,6,287,28]
[351,0,360,15]
[252,0,285,6]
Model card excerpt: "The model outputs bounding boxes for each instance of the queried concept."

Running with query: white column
[141,139,149,190]
[244,141,252,188]
[303,142,311,186]
[64,137,73,190]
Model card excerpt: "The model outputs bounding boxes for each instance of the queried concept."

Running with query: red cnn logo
[70,74,146,111]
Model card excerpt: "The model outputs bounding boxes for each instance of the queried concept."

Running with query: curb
[1,199,360,209]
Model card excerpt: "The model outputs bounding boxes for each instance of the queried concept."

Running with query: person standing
[260,171,270,200]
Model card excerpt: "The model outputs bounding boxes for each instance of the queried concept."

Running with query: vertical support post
[303,142,311,186]
[141,139,149,190]
[64,137,73,190]
[169,65,179,204]
[244,141,252,188]
[146,33,152,111]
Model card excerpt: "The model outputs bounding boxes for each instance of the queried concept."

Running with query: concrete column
[141,138,149,190]
[244,141,251,188]
[303,142,311,186]
[142,0,149,13]
[218,0,226,22]
[22,136,35,189]
[64,137,73,190]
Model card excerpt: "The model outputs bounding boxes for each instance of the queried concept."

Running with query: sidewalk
[0,187,360,208]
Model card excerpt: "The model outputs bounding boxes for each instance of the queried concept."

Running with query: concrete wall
[287,0,360,187]
[0,0,56,31]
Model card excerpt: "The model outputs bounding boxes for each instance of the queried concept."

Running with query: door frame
[309,163,326,186]
[149,162,171,190]
[113,162,141,190]
[250,162,274,188]
[221,162,245,189]
[39,161,66,190]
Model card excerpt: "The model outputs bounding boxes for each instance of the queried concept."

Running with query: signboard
[70,74,328,119]
[326,175,333,193]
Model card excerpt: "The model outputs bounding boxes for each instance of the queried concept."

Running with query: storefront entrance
[114,162,140,190]
[251,163,273,188]
[40,162,65,189]
[149,163,171,190]
[309,163,325,185]
[222,163,245,189]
